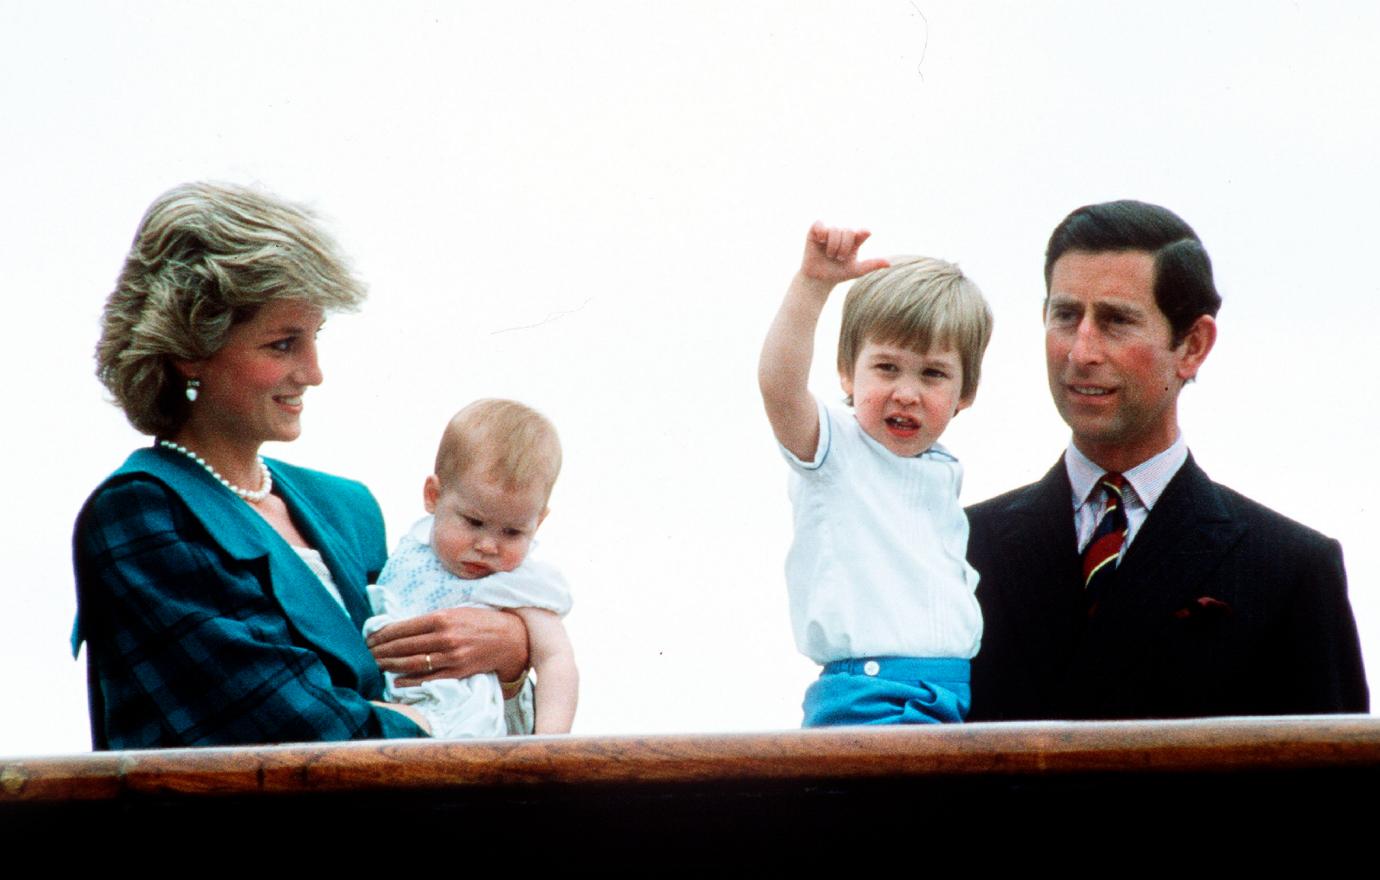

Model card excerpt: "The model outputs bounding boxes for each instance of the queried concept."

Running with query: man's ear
[423,474,441,513]
[537,507,549,529]
[1175,314,1217,381]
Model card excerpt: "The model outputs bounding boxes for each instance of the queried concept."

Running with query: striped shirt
[1066,435,1189,557]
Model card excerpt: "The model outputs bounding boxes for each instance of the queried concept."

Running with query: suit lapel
[122,447,274,559]
[988,460,1087,685]
[1070,455,1247,703]
[124,448,380,690]
[258,461,380,687]
[268,460,375,627]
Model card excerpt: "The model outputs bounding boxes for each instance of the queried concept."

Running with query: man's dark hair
[1044,200,1221,345]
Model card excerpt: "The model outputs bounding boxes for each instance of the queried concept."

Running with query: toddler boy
[758,223,993,726]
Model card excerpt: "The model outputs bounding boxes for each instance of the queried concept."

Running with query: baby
[365,399,577,737]
[758,222,993,726]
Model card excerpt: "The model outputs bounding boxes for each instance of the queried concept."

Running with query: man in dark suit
[967,200,1368,720]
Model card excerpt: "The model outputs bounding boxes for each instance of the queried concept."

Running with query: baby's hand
[799,221,891,284]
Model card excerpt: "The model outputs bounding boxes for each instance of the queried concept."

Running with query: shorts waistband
[821,656,970,683]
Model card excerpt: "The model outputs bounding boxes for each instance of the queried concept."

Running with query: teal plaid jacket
[72,446,426,748]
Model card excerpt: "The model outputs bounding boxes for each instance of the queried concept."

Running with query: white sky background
[2,1,1377,755]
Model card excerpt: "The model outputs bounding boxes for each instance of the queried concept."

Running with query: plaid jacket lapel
[119,447,382,694]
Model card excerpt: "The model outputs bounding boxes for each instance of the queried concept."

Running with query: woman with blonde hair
[73,182,528,748]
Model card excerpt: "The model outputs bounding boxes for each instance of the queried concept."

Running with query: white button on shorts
[863,660,880,676]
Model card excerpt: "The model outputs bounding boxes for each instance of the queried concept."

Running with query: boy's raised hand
[760,221,890,461]
[800,221,891,284]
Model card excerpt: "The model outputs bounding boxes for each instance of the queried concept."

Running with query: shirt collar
[923,441,958,463]
[1064,433,1188,512]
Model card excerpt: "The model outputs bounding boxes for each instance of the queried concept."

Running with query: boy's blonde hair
[435,399,563,503]
[836,256,993,402]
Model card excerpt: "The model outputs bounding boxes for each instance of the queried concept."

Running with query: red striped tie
[1083,473,1127,614]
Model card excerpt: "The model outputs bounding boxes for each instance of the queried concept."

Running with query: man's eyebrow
[1092,301,1145,318]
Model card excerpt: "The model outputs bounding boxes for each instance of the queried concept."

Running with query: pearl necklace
[158,440,273,503]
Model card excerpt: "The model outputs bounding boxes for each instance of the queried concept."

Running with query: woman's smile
[174,299,326,472]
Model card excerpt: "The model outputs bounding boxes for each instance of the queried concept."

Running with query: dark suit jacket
[73,446,427,748]
[966,454,1368,721]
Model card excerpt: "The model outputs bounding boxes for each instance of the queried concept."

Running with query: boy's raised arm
[758,222,890,461]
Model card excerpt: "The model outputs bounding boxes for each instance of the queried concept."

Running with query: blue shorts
[802,656,971,727]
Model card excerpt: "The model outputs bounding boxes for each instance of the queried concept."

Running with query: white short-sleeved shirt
[781,402,981,664]
[364,516,571,738]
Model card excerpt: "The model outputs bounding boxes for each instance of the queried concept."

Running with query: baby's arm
[758,222,890,460]
[513,606,578,734]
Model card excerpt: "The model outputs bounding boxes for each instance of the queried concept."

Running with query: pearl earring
[185,378,201,402]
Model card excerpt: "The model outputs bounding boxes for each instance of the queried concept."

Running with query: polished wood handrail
[5,715,1379,803]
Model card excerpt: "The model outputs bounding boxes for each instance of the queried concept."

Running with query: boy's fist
[800,221,891,283]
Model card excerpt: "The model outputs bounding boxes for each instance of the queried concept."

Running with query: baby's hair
[434,399,563,503]
[836,256,993,402]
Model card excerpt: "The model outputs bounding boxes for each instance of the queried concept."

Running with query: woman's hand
[367,607,530,686]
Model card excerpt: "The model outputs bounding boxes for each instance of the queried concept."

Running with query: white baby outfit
[364,515,572,738]
[781,402,982,665]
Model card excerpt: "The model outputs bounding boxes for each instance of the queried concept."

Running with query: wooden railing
[5,717,1379,859]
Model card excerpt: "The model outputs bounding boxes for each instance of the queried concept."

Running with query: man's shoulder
[1194,466,1338,550]
[966,481,1044,517]
[965,461,1069,526]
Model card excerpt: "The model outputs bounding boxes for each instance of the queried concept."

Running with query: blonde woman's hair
[96,181,366,436]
